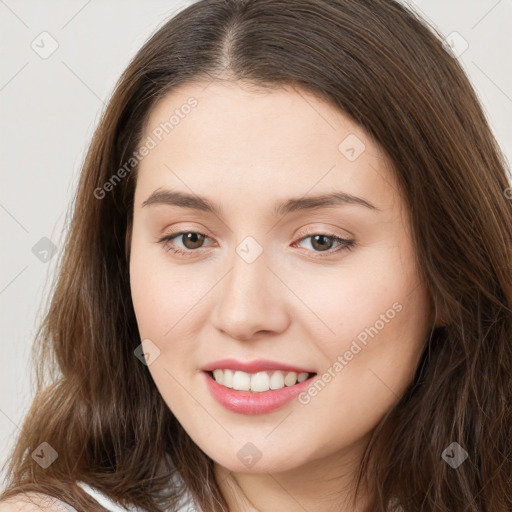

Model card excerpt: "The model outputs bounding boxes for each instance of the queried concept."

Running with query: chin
[207,444,308,475]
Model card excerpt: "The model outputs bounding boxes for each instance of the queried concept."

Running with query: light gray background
[1,0,511,487]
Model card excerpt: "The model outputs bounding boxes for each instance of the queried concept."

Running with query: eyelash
[157,229,355,259]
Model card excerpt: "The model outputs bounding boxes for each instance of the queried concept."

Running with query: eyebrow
[142,188,379,216]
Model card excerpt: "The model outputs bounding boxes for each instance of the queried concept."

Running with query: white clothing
[32,480,197,512]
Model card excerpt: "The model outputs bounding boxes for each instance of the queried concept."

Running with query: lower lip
[203,371,316,415]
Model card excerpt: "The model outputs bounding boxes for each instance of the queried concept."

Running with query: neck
[214,436,374,512]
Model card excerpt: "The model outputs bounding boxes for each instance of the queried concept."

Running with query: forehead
[135,80,399,213]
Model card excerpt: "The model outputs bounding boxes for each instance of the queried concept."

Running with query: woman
[1,0,511,511]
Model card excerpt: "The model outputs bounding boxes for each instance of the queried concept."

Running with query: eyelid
[294,225,353,240]
[159,224,353,241]
[158,224,214,241]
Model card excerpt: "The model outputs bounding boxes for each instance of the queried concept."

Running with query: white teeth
[211,369,311,392]
[269,371,285,389]
[223,369,234,388]
[284,371,297,386]
[250,372,270,392]
[297,372,308,382]
[232,370,251,391]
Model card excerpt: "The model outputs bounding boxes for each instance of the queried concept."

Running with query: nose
[211,247,290,341]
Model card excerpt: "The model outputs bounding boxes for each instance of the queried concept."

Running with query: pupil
[184,233,204,249]
[312,234,332,251]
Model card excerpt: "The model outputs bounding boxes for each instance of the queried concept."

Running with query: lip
[202,367,317,415]
[201,358,315,374]
[203,372,316,415]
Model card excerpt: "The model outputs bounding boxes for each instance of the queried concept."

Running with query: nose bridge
[212,235,289,339]
[223,238,272,314]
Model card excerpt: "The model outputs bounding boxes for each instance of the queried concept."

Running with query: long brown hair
[1,0,511,510]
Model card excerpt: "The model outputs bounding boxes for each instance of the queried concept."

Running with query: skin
[129,80,435,511]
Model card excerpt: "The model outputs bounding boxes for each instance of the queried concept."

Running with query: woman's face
[129,80,432,475]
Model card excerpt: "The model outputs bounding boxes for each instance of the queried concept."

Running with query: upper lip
[201,358,316,374]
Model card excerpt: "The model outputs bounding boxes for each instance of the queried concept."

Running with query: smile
[209,369,313,392]
[201,358,318,414]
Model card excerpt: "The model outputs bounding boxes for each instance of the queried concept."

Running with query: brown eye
[179,232,206,250]
[294,232,355,257]
[158,231,211,256]
[310,234,336,252]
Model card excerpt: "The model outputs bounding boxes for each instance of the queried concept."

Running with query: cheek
[129,235,209,340]
[308,254,429,407]
[130,268,190,339]
[304,248,430,431]
[292,288,429,457]
[309,242,422,349]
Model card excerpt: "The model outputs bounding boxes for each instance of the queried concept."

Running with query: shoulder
[0,492,77,512]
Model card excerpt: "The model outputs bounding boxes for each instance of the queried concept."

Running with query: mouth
[205,369,317,393]
[202,368,318,415]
